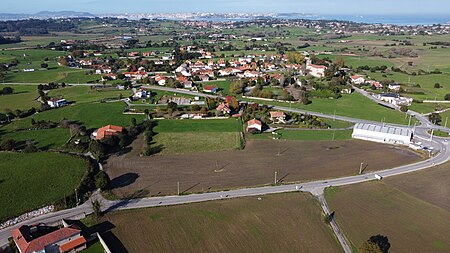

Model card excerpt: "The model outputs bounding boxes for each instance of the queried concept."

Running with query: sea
[188,14,450,26]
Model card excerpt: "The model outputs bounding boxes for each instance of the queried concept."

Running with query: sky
[2,0,450,15]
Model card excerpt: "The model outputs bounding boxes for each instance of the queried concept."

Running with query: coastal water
[185,14,450,26]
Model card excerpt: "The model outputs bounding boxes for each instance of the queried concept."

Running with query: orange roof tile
[59,236,86,252]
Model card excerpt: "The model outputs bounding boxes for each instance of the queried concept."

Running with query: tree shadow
[108,173,139,190]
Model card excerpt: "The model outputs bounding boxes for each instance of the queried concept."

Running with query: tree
[230,81,244,95]
[399,105,409,112]
[429,113,441,125]
[228,96,239,110]
[369,235,391,253]
[1,87,13,95]
[89,140,105,160]
[287,52,305,64]
[0,139,16,151]
[91,200,102,222]
[445,94,450,101]
[131,117,137,127]
[167,101,178,115]
[144,109,150,120]
[335,56,345,68]
[95,171,110,190]
[434,83,441,88]
[360,241,383,253]
[40,63,48,69]
[23,140,38,153]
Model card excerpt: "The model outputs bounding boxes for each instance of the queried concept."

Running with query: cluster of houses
[246,111,287,133]
[350,75,412,106]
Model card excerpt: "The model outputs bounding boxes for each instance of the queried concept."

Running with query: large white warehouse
[352,123,413,145]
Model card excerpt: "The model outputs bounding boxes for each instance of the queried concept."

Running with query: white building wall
[352,124,412,146]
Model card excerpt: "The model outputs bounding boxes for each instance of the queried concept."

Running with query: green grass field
[244,93,411,125]
[106,192,341,253]
[0,128,70,150]
[0,152,87,222]
[0,85,40,113]
[367,72,450,101]
[2,102,142,131]
[47,86,132,104]
[152,119,243,154]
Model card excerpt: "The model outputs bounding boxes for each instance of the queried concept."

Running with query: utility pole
[359,162,364,174]
[332,129,336,141]
[429,129,434,142]
[333,110,336,121]
[408,114,412,127]
[274,171,278,185]
[445,117,448,128]
[177,181,180,195]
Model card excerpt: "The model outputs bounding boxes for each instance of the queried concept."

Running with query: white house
[246,118,263,133]
[133,89,150,100]
[350,75,365,85]
[388,83,401,91]
[47,97,67,108]
[352,123,413,146]
[306,63,327,78]
[377,93,413,106]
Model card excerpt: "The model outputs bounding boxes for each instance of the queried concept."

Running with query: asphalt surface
[1,82,450,251]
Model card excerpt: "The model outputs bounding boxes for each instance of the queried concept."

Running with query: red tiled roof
[247,118,262,126]
[203,85,217,91]
[270,111,285,118]
[59,236,86,252]
[12,225,82,253]
[216,103,230,112]
[96,125,123,140]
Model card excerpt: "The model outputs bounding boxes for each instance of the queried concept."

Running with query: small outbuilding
[352,123,413,146]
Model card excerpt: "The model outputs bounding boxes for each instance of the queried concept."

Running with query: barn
[352,123,413,145]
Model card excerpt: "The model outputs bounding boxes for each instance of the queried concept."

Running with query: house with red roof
[216,102,231,115]
[270,111,287,123]
[12,223,86,253]
[93,125,123,140]
[350,75,365,85]
[203,85,218,93]
[246,118,263,133]
[306,62,327,78]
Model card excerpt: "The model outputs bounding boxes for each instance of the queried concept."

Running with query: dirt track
[105,139,423,198]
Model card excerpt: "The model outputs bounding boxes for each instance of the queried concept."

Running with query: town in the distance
[0,5,449,253]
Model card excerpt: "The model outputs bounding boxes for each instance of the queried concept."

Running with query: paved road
[2,82,450,251]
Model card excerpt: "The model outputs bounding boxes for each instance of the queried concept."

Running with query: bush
[444,94,450,101]
[0,139,16,151]
[95,171,110,190]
